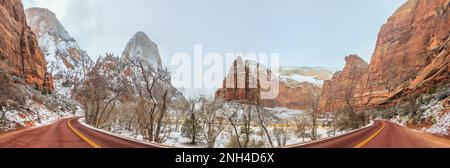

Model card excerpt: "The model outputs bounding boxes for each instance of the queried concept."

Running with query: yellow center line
[354,122,386,148]
[67,119,102,148]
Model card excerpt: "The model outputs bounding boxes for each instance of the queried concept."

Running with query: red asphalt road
[1,119,449,148]
[0,118,160,148]
[293,121,450,148]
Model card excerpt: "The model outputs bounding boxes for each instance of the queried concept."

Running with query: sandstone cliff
[318,55,369,112]
[0,0,53,91]
[215,57,265,104]
[216,57,324,110]
[321,0,450,112]
[354,0,450,108]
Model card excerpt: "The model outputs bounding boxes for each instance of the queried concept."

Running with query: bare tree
[79,54,124,128]
[182,96,204,145]
[240,104,253,148]
[256,102,274,147]
[273,121,290,146]
[224,102,243,148]
[307,92,321,141]
[124,52,182,143]
[294,115,310,142]
[199,98,225,148]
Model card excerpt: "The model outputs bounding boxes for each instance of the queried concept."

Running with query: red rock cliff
[0,0,53,91]
[354,0,450,108]
[320,0,450,112]
[215,57,264,104]
[318,55,369,112]
[216,57,322,110]
[262,80,322,110]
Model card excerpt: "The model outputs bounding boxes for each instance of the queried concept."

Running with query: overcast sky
[22,0,406,69]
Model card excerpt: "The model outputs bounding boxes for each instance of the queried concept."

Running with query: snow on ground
[3,99,80,128]
[424,99,450,136]
[279,74,324,86]
[81,104,370,148]
[1,84,84,131]
[427,112,450,136]
[266,107,305,120]
[388,97,450,136]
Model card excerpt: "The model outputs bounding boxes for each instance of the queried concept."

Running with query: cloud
[23,0,70,20]
[22,0,407,70]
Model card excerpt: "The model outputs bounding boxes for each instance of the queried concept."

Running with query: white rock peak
[122,31,163,70]
[25,7,93,98]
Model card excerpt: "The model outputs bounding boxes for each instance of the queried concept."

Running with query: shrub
[34,82,39,91]
[429,85,438,95]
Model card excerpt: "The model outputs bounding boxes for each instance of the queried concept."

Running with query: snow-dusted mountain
[121,31,162,70]
[25,8,93,97]
[273,66,335,86]
[89,31,184,102]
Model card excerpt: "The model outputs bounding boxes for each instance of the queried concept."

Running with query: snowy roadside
[2,100,83,132]
[388,98,450,137]
[75,106,376,148]
[77,118,172,148]
[0,114,80,139]
[282,120,375,148]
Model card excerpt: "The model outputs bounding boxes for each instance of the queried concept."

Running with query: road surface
[291,121,450,148]
[1,119,449,148]
[0,117,162,148]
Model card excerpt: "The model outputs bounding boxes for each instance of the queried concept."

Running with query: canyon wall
[321,0,450,112]
[318,55,369,112]
[216,57,323,110]
[26,8,93,97]
[0,0,53,90]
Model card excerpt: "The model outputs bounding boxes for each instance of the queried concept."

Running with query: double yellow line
[66,118,384,149]
[67,119,102,148]
[354,122,386,148]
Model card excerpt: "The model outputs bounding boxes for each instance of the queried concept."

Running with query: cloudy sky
[23,0,406,69]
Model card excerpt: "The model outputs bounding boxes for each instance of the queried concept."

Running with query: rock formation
[121,31,162,70]
[262,81,322,110]
[321,0,450,112]
[0,0,53,91]
[85,32,184,102]
[215,57,266,104]
[216,57,325,110]
[25,8,93,97]
[318,55,369,112]
[354,0,450,108]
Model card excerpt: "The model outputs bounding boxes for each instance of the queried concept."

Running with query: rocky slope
[25,8,93,97]
[354,0,450,108]
[0,0,53,91]
[215,57,326,110]
[320,0,450,112]
[86,32,183,102]
[0,1,82,131]
[318,55,369,112]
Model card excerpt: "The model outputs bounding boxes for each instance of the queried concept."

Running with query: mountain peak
[134,31,150,39]
[25,8,93,97]
[122,31,162,69]
[26,7,56,16]
[25,7,71,41]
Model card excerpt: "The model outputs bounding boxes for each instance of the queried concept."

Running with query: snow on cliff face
[121,31,163,70]
[88,32,184,102]
[273,67,335,86]
[25,8,93,97]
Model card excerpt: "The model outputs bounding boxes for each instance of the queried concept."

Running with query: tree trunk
[155,90,168,143]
